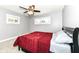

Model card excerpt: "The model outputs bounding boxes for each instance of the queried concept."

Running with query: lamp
[27,11,34,15]
[27,5,34,15]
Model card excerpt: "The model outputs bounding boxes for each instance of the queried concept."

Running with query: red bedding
[13,31,52,53]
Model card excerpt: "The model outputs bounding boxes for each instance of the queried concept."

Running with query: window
[34,16,51,24]
[6,14,20,24]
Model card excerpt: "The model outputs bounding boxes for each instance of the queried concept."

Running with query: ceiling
[0,5,64,16]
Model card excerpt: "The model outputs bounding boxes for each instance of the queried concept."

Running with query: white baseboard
[0,33,28,43]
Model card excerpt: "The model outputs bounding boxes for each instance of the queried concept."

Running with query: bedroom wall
[0,7,29,41]
[63,6,79,28]
[29,9,63,33]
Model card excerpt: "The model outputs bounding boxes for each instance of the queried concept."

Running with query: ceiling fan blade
[24,11,28,13]
[19,6,28,10]
[34,10,40,12]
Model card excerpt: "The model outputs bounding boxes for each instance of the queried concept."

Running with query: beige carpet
[0,39,23,53]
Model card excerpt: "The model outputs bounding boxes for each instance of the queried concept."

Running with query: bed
[13,29,73,53]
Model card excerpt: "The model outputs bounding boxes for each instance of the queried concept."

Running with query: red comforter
[13,31,52,53]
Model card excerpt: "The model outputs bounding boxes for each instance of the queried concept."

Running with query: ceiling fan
[19,5,40,15]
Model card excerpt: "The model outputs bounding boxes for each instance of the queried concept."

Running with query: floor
[0,39,23,53]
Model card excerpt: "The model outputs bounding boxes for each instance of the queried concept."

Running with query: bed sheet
[50,31,72,53]
[50,42,71,53]
[13,31,52,53]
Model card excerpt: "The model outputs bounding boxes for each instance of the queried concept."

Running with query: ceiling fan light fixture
[19,5,40,16]
[27,11,34,15]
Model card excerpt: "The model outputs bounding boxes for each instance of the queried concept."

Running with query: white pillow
[54,31,73,44]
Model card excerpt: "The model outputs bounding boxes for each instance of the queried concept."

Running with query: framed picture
[34,16,51,24]
[6,14,20,24]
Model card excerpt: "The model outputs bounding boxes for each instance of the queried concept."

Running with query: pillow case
[53,30,73,44]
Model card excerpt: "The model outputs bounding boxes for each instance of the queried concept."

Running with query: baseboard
[0,33,28,43]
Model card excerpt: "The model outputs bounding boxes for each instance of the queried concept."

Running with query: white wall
[63,6,79,28]
[29,9,63,33]
[0,7,29,40]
